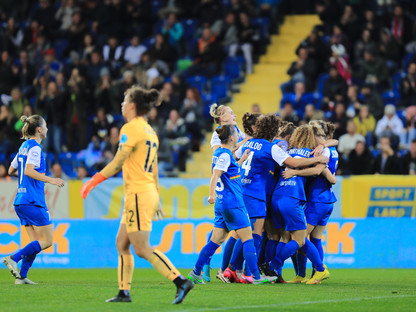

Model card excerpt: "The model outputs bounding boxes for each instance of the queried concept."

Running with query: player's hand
[311,144,324,156]
[51,178,65,187]
[80,173,106,199]
[153,202,165,221]
[316,155,329,164]
[240,149,251,162]
[282,169,295,179]
[208,195,216,204]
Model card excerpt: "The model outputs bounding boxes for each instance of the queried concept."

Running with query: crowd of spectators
[278,0,416,175]
[0,0,279,178]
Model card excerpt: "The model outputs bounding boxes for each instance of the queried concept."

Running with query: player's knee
[134,245,151,259]
[40,239,53,250]
[296,238,305,248]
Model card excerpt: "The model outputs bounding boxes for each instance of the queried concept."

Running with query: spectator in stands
[330,24,350,53]
[323,66,348,104]
[373,136,400,174]
[362,9,381,37]
[35,48,63,82]
[11,50,36,98]
[330,44,351,85]
[65,10,87,55]
[296,30,328,74]
[56,72,67,92]
[338,119,366,158]
[193,0,222,26]
[125,0,152,38]
[186,27,222,78]
[96,126,119,171]
[123,35,147,68]
[102,36,124,77]
[147,107,164,135]
[180,87,203,151]
[400,106,416,150]
[158,82,181,120]
[28,31,50,68]
[2,17,24,54]
[37,81,67,155]
[94,0,126,44]
[211,11,239,56]
[171,74,188,101]
[51,163,70,180]
[163,109,190,172]
[352,105,376,146]
[303,104,324,124]
[32,0,58,39]
[132,52,164,89]
[356,47,390,90]
[345,85,361,118]
[375,104,403,149]
[148,33,177,73]
[66,68,89,151]
[354,28,374,64]
[55,0,78,32]
[339,5,360,43]
[76,165,89,179]
[9,88,28,119]
[360,84,384,120]
[347,140,374,175]
[87,51,106,89]
[161,12,184,54]
[79,33,96,64]
[279,101,300,126]
[252,103,261,113]
[315,0,343,33]
[329,102,348,139]
[390,4,413,47]
[402,139,416,174]
[0,50,14,95]
[91,107,113,143]
[233,11,259,74]
[399,62,416,108]
[0,105,19,158]
[95,67,118,114]
[286,47,318,92]
[378,28,400,71]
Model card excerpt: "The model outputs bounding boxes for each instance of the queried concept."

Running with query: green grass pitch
[1,268,415,312]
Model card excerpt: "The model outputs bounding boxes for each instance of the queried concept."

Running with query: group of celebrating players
[3,89,338,305]
[188,103,338,286]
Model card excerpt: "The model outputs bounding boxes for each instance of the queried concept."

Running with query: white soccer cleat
[15,278,38,285]
[3,256,21,279]
[187,270,206,284]
[216,270,231,283]
[252,275,278,284]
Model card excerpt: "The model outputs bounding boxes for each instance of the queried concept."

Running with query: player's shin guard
[310,237,324,261]
[192,241,219,275]
[20,254,36,279]
[118,254,134,290]
[242,239,260,280]
[221,236,237,271]
[229,239,244,270]
[301,238,324,272]
[149,249,182,281]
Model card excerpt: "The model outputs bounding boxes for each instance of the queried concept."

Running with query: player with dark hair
[3,115,65,284]
[188,124,277,285]
[80,86,193,304]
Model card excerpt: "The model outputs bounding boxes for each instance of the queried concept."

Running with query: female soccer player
[204,104,248,283]
[80,86,193,304]
[3,115,65,284]
[188,124,277,285]
[268,125,330,284]
[283,121,338,283]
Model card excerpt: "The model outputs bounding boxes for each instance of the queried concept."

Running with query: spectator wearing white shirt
[375,104,403,149]
[123,35,147,68]
[338,120,366,157]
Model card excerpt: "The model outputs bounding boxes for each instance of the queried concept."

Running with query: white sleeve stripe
[26,146,42,168]
[214,152,231,172]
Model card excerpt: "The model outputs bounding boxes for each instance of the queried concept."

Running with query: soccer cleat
[240,273,253,284]
[3,256,21,279]
[252,275,278,284]
[187,270,205,284]
[275,275,287,284]
[287,275,308,284]
[202,264,211,282]
[223,267,239,283]
[260,263,278,277]
[306,267,330,284]
[173,279,194,304]
[15,277,37,285]
[105,291,132,303]
[216,270,230,283]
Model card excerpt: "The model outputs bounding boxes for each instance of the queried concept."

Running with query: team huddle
[2,91,337,305]
[188,104,338,285]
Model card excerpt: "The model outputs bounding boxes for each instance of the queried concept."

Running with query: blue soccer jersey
[238,138,289,202]
[12,139,47,208]
[307,146,339,203]
[266,139,289,200]
[210,125,245,148]
[212,147,245,209]
[273,147,313,201]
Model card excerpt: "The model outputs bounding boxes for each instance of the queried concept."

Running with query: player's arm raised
[80,145,132,199]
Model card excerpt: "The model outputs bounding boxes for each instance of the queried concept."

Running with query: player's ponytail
[216,124,235,144]
[125,86,161,116]
[20,115,44,140]
[325,121,336,139]
[209,103,226,124]
[289,125,316,150]
[278,122,296,139]
[242,112,261,136]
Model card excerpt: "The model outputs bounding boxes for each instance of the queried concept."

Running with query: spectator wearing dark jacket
[402,139,416,174]
[373,136,400,174]
[287,47,318,92]
[348,140,374,175]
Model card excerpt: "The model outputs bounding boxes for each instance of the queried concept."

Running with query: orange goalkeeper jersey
[119,116,159,194]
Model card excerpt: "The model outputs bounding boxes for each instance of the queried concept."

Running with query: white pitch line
[168,294,416,312]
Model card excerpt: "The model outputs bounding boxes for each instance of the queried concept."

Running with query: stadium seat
[142,37,156,49]
[202,93,219,118]
[186,75,207,94]
[317,73,329,97]
[53,39,69,61]
[181,19,199,41]
[251,17,270,39]
[224,57,242,80]
[392,72,406,98]
[402,53,414,71]
[211,81,228,99]
[151,0,163,18]
[0,152,5,164]
[212,75,232,88]
[382,91,397,106]
[58,152,78,178]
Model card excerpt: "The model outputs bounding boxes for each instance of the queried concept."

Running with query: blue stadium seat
[402,53,414,72]
[317,73,329,97]
[154,19,164,34]
[0,152,5,164]
[58,152,78,178]
[251,17,270,39]
[382,91,397,106]
[224,57,242,79]
[392,72,406,98]
[151,0,163,18]
[212,75,232,88]
[211,81,228,99]
[142,37,156,49]
[202,93,219,118]
[186,75,207,94]
[53,39,69,61]
[181,19,199,41]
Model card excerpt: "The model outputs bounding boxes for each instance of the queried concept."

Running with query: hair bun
[144,89,160,104]
[20,115,28,123]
